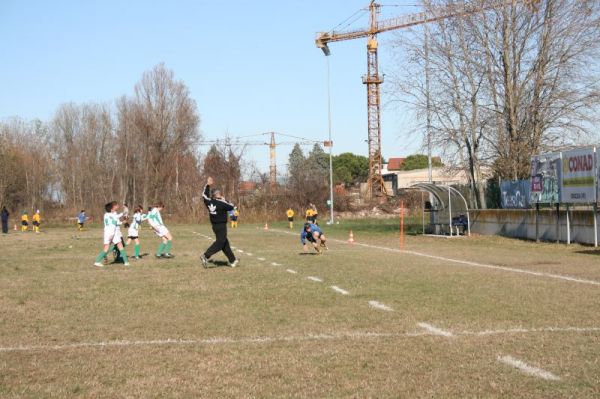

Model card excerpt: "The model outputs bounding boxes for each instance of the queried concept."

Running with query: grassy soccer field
[1,222,599,398]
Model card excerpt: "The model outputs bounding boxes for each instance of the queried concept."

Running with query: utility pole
[326,56,335,224]
[424,11,432,184]
[269,132,276,192]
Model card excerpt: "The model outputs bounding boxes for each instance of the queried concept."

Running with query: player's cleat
[229,259,239,268]
[163,253,175,259]
[133,256,141,260]
[93,262,104,268]
[200,254,208,268]
[124,262,130,266]
[155,254,164,259]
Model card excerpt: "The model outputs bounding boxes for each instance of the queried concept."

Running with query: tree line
[392,0,600,208]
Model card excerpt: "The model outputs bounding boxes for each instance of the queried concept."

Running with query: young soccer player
[286,208,295,229]
[310,203,319,224]
[94,201,129,267]
[126,205,147,260]
[229,207,239,228]
[147,202,174,259]
[21,211,29,232]
[77,210,86,231]
[32,210,41,233]
[300,222,328,254]
[305,207,314,223]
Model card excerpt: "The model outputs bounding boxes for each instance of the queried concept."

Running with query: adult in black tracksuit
[200,177,238,268]
[1,206,9,234]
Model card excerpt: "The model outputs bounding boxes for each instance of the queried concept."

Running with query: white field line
[498,355,561,381]
[257,257,266,261]
[417,322,454,337]
[237,249,244,253]
[457,326,600,337]
[246,253,253,257]
[307,276,323,283]
[368,300,394,312]
[2,327,598,353]
[271,262,282,266]
[286,269,298,274]
[0,332,424,353]
[330,286,350,295]
[267,228,600,287]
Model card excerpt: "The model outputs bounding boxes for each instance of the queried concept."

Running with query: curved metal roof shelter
[410,183,471,237]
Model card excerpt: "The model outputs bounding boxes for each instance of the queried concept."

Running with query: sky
[0,0,426,173]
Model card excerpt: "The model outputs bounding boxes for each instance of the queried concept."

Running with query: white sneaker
[229,259,239,268]
[124,263,130,266]
[93,262,104,268]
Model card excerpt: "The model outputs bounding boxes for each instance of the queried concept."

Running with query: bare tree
[391,0,600,207]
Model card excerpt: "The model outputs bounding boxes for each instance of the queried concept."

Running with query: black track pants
[204,223,236,263]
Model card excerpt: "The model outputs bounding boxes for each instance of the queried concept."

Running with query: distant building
[381,159,472,196]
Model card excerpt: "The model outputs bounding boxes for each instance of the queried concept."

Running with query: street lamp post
[326,55,335,225]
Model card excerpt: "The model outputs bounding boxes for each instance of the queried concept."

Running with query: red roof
[239,181,257,192]
[387,158,406,171]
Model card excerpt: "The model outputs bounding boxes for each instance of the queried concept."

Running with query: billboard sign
[530,152,561,204]
[560,147,596,203]
[501,180,530,209]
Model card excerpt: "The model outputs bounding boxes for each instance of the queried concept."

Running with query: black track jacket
[203,184,235,224]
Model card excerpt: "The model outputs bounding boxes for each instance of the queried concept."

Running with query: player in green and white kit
[126,205,147,260]
[94,201,129,267]
[148,202,174,259]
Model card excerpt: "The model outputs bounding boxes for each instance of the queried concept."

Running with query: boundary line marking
[498,355,561,381]
[1,327,597,353]
[267,228,600,287]
[307,276,323,283]
[417,322,454,337]
[368,300,394,311]
[330,286,349,295]
[286,269,298,274]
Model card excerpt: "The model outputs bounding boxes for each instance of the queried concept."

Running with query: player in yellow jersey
[21,211,29,232]
[229,207,239,228]
[305,208,314,222]
[286,208,295,229]
[32,209,41,233]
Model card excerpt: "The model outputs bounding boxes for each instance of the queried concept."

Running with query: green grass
[0,223,599,397]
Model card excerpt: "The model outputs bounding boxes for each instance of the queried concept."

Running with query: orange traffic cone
[347,230,355,244]
[264,223,269,231]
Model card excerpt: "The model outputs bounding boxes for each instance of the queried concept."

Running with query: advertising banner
[560,147,596,203]
[530,152,561,204]
[501,180,530,209]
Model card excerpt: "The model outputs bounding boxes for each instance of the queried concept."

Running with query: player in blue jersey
[300,222,328,254]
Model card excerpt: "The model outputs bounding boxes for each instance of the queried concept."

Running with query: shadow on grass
[575,250,600,256]
[298,252,319,256]
[207,260,231,268]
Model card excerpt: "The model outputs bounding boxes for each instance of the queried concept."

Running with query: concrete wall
[470,209,599,245]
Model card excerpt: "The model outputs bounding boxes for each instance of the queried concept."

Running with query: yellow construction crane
[201,132,327,191]
[316,0,540,199]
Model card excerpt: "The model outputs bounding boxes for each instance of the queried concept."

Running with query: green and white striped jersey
[103,212,122,235]
[147,208,164,228]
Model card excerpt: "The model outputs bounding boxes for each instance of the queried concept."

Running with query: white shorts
[103,229,123,245]
[127,226,139,238]
[152,225,170,238]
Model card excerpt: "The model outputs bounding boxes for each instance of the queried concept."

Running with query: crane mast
[363,1,385,198]
[316,0,540,199]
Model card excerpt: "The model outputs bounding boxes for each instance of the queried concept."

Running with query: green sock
[95,251,107,263]
[108,245,115,253]
[120,249,128,264]
[157,243,165,256]
[165,241,172,254]
[134,244,140,257]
